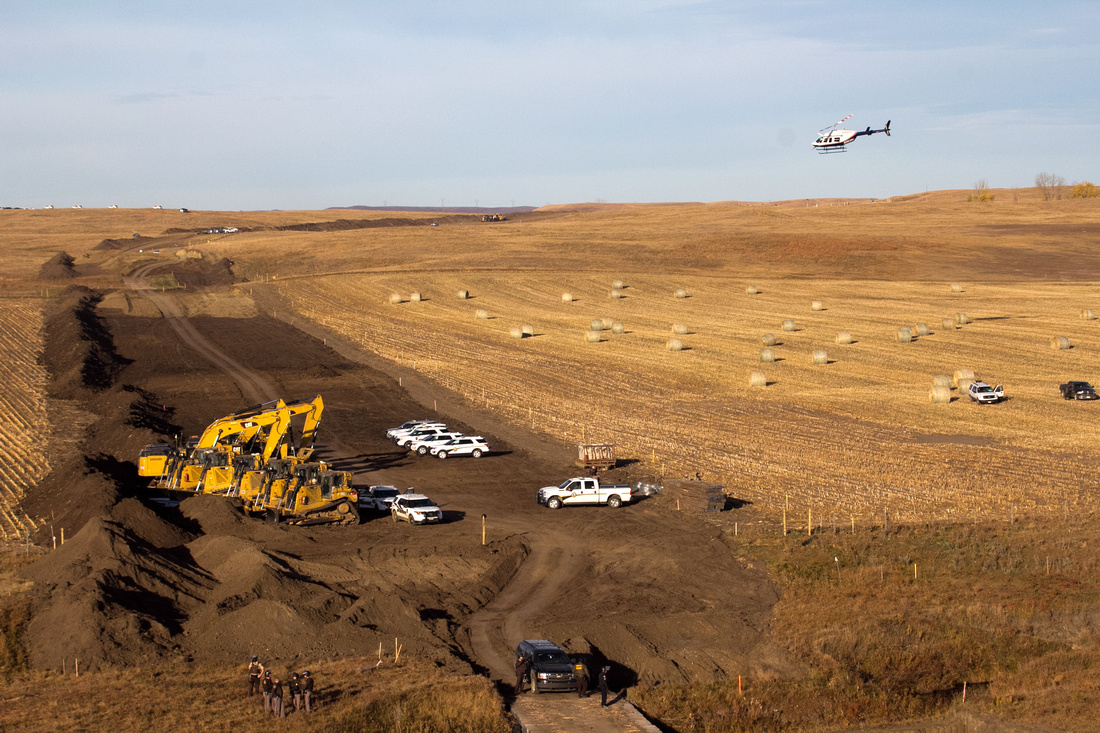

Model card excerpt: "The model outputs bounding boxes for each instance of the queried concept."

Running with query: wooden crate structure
[576,443,615,472]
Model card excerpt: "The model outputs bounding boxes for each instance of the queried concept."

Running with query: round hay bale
[410,292,422,302]
[932,375,951,388]
[562,292,573,302]
[897,326,913,343]
[958,378,975,394]
[930,386,951,404]
[1082,309,1095,320]
[585,330,602,343]
[954,312,968,325]
[952,282,963,293]
[611,322,624,334]
[746,285,759,295]
[749,371,767,388]
[609,289,623,299]
[951,369,975,389]
[915,323,930,336]
[760,348,775,363]
[590,319,604,331]
[761,333,777,346]
[457,289,469,299]
[389,293,402,304]
[942,317,957,330]
[811,300,824,311]
[782,319,797,332]
[601,317,614,330]
[612,279,624,289]
[510,327,524,339]
[521,324,534,336]
[811,350,828,365]
[836,331,852,345]
[1051,336,1071,350]
[476,308,489,320]
[674,287,688,299]
[672,323,688,335]
[667,338,683,351]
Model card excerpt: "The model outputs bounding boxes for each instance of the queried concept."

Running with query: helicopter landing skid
[817,146,847,154]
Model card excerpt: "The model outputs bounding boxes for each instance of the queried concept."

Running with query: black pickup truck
[1060,381,1098,400]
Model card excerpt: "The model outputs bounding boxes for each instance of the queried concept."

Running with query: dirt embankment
[17,288,527,673]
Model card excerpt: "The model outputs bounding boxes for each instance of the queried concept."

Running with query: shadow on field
[322,450,407,474]
[442,510,466,523]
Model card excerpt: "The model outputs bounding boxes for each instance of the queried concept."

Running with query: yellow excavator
[137,396,359,525]
[138,396,324,492]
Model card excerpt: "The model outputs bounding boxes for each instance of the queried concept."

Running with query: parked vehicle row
[385,420,491,459]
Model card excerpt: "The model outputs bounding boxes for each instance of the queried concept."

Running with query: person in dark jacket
[289,672,303,713]
[247,656,264,697]
[261,670,274,713]
[302,670,315,713]
[598,666,611,706]
[271,676,285,718]
[514,654,531,695]
[574,657,590,698]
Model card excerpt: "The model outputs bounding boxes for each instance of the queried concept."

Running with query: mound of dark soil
[171,257,236,288]
[38,251,78,280]
[301,364,341,379]
[93,236,146,251]
[42,287,131,398]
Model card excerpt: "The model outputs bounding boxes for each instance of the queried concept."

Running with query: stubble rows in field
[0,299,50,539]
[276,273,1100,523]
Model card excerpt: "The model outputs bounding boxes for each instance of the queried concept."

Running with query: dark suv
[514,640,576,693]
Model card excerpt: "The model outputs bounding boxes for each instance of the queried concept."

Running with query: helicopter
[813,115,890,153]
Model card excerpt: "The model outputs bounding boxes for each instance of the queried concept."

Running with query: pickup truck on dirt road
[537,477,633,509]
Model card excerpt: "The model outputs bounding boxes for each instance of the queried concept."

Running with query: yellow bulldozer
[138,396,359,525]
[237,455,358,525]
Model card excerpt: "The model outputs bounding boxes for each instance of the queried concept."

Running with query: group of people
[247,657,315,718]
[513,654,612,706]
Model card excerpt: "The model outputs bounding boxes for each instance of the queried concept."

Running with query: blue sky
[1,1,1097,210]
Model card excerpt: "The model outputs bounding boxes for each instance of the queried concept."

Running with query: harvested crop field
[275,273,1100,522]
[0,298,50,539]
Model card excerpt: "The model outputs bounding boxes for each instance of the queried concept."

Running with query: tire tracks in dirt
[466,527,585,680]
[126,263,277,405]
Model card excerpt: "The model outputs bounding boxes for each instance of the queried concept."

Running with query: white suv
[386,420,437,439]
[431,436,490,459]
[968,381,1004,404]
[395,425,453,447]
[408,432,463,455]
[390,423,448,444]
[391,493,443,525]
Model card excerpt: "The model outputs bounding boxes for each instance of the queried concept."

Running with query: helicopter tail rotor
[884,120,891,136]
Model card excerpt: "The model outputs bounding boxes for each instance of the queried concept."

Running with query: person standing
[261,670,274,713]
[247,656,264,697]
[574,657,590,698]
[289,672,303,713]
[514,654,531,695]
[598,666,610,707]
[302,670,315,713]
[271,676,285,718]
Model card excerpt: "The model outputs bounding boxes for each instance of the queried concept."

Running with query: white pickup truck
[537,477,633,509]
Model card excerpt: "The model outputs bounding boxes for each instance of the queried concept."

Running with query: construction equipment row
[137,396,359,525]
